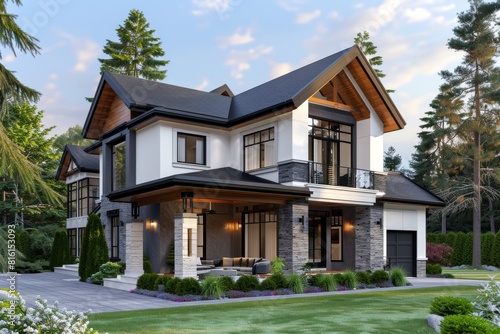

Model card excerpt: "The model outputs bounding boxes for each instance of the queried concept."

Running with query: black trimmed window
[177,133,206,165]
[67,229,77,257]
[243,210,278,259]
[67,178,98,218]
[244,127,275,171]
[330,210,343,261]
[112,141,126,191]
[67,182,77,218]
[110,215,120,259]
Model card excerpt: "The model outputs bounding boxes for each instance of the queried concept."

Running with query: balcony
[308,162,374,189]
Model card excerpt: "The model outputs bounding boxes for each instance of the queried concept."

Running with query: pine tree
[440,0,500,268]
[99,9,169,80]
[451,231,467,266]
[481,232,495,265]
[49,231,70,270]
[78,214,109,281]
[491,231,500,268]
[462,232,473,265]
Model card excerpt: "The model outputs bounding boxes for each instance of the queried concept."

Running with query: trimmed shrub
[482,232,496,266]
[427,233,436,243]
[235,275,260,292]
[451,232,467,266]
[462,232,473,266]
[287,273,305,294]
[355,271,371,284]
[201,276,223,299]
[267,273,288,289]
[17,230,32,261]
[165,277,182,294]
[260,277,277,291]
[90,261,123,285]
[143,253,153,274]
[342,271,358,289]
[440,315,496,334]
[49,231,71,270]
[271,257,285,274]
[370,270,389,285]
[78,213,109,282]
[333,273,345,286]
[154,276,172,291]
[426,242,453,266]
[315,274,337,292]
[435,233,447,245]
[445,232,457,248]
[175,277,202,296]
[441,273,454,279]
[136,273,160,290]
[491,231,500,268]
[426,263,442,275]
[389,267,407,286]
[218,275,235,292]
[430,296,473,316]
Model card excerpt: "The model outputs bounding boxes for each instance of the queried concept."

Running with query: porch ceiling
[107,167,311,206]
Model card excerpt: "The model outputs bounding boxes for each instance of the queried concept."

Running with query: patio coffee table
[210,268,237,277]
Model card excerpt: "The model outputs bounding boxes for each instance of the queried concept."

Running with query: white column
[124,219,144,277]
[174,213,198,279]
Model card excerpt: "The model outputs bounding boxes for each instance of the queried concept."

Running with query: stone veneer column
[124,219,144,277]
[174,213,198,279]
[279,198,309,273]
[278,161,309,183]
[355,205,384,272]
[417,260,426,278]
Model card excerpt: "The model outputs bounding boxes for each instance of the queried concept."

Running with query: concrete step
[103,275,138,291]
[53,264,79,277]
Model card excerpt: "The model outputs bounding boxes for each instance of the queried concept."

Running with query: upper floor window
[67,178,99,218]
[244,127,275,171]
[177,133,206,165]
[112,141,126,191]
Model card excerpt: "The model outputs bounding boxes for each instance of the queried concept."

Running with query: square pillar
[174,213,198,279]
[355,206,384,272]
[279,198,309,273]
[124,219,144,277]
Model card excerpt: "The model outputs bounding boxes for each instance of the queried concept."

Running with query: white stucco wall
[383,203,427,262]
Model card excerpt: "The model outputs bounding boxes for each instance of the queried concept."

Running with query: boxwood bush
[370,270,389,285]
[165,277,182,294]
[235,275,260,292]
[154,276,172,291]
[267,273,288,289]
[218,275,235,292]
[426,263,442,275]
[175,277,202,296]
[440,315,498,334]
[260,277,277,291]
[136,273,160,290]
[430,296,473,316]
[355,271,371,284]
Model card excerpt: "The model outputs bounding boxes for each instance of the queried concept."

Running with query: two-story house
[58,45,444,289]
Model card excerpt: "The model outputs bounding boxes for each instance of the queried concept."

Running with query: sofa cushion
[232,257,242,267]
[246,258,255,267]
[222,257,233,267]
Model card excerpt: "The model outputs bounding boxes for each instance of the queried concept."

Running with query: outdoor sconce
[131,202,140,219]
[148,219,157,230]
[181,192,194,213]
[376,219,383,229]
[298,216,306,226]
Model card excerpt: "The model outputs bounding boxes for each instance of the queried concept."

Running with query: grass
[442,268,500,281]
[89,286,478,334]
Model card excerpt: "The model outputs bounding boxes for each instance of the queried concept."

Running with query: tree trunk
[441,211,447,234]
[472,66,481,269]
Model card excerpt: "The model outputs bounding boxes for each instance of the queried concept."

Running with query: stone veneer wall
[100,196,131,263]
[278,161,309,183]
[354,205,384,272]
[278,198,308,273]
[417,260,426,278]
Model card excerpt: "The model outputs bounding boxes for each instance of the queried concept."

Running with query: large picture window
[67,182,77,218]
[67,229,77,257]
[112,141,126,191]
[244,210,278,260]
[67,178,99,218]
[177,133,206,165]
[244,127,275,171]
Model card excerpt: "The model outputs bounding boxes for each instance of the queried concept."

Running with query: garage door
[387,231,416,277]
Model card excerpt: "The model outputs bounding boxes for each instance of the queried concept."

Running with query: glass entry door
[308,214,327,267]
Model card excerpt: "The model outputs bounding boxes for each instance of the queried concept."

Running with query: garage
[387,231,416,277]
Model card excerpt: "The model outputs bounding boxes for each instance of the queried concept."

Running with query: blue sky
[5,0,470,167]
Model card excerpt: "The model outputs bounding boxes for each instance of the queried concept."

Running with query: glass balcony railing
[308,162,375,189]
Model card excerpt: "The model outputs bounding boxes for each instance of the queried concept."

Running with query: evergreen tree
[481,232,495,265]
[445,232,457,249]
[491,231,500,268]
[435,233,447,245]
[439,0,500,268]
[78,214,109,281]
[462,232,473,265]
[49,231,70,270]
[383,146,402,172]
[354,31,394,92]
[451,231,467,266]
[99,9,169,80]
[427,233,436,243]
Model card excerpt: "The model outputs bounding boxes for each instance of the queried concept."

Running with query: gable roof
[55,145,100,180]
[82,45,405,139]
[381,173,445,207]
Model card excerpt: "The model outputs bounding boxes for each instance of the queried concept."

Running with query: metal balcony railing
[308,162,375,189]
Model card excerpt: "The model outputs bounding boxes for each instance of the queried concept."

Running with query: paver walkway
[0,272,488,314]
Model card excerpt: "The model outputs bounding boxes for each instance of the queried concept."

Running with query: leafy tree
[0,1,57,202]
[99,9,169,80]
[438,0,500,268]
[354,31,394,93]
[78,213,109,282]
[53,125,94,155]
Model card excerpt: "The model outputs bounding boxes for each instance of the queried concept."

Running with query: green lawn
[442,268,500,281]
[89,286,478,334]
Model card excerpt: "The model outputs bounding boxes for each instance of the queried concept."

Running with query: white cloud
[276,0,306,12]
[328,11,339,19]
[191,0,239,17]
[270,62,293,79]
[225,45,273,79]
[196,78,209,91]
[44,82,57,91]
[3,54,15,63]
[435,4,455,12]
[218,27,254,48]
[48,73,58,80]
[295,9,321,24]
[404,7,432,23]
[73,39,100,73]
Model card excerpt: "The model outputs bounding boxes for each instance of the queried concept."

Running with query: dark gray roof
[55,145,99,180]
[107,167,311,202]
[382,173,445,207]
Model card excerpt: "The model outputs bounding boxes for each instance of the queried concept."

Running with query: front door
[308,212,327,267]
